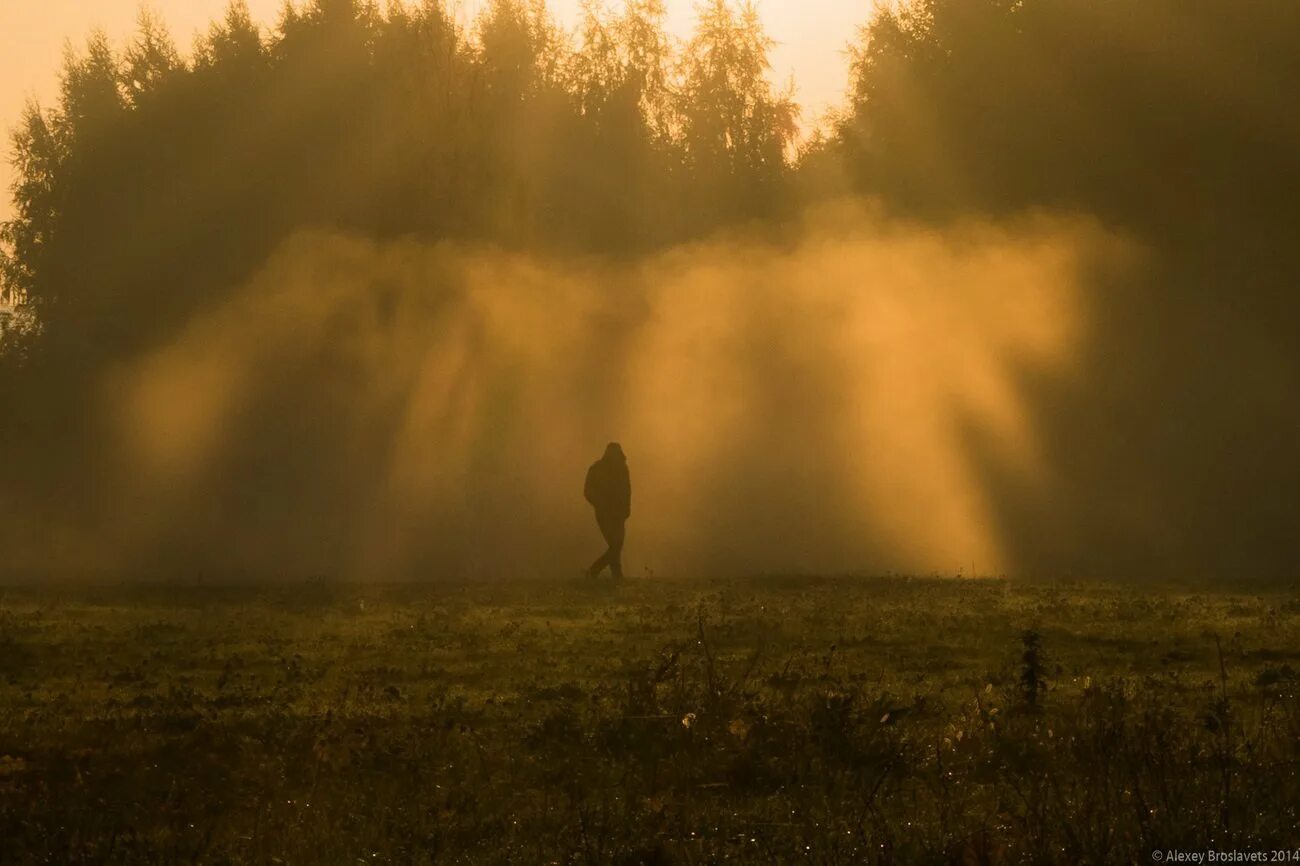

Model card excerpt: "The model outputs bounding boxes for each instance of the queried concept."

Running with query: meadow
[1,575,1298,864]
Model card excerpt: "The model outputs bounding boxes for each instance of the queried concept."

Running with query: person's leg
[589,512,615,577]
[604,517,626,579]
[594,512,625,578]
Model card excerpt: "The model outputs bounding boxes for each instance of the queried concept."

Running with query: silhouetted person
[585,443,631,579]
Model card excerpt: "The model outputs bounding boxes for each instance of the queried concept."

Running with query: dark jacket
[585,454,631,520]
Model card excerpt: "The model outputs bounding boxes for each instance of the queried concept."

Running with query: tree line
[0,0,801,360]
[4,0,1298,361]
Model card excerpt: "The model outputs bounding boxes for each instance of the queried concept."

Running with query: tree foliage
[0,0,797,360]
[834,0,1300,235]
[6,0,1300,357]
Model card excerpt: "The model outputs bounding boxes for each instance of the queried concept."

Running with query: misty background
[1,0,1298,582]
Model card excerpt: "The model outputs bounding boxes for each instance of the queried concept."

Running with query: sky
[0,0,865,224]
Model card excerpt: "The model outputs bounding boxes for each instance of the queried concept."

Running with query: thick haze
[0,0,856,223]
[3,0,1297,583]
[4,206,1130,580]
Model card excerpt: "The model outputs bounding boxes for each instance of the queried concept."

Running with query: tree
[1,104,64,315]
[677,0,796,224]
[122,10,185,108]
[195,2,269,75]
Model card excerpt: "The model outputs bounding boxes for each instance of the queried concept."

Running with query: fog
[4,0,1298,584]
[0,205,1133,581]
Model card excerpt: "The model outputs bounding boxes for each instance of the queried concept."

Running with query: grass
[1,575,1298,863]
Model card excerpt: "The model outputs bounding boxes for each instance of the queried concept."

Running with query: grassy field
[1,576,1298,864]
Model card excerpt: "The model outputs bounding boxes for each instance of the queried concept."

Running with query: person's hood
[603,443,625,462]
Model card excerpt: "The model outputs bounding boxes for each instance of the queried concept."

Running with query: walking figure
[585,442,631,579]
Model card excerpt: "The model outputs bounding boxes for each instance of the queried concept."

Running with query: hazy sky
[0,0,864,223]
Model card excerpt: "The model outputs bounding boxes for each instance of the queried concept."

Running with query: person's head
[604,442,625,462]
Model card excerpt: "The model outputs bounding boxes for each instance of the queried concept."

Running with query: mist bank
[0,205,1129,580]
[5,200,1299,583]
[4,1,1299,584]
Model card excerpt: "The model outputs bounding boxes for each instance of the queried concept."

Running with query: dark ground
[1,575,1298,863]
